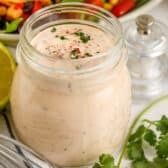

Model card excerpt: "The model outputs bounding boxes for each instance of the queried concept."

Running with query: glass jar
[10,3,131,167]
[0,135,53,168]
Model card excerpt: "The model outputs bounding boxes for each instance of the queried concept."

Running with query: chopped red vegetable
[22,13,30,20]
[32,1,42,13]
[86,0,104,7]
[111,0,135,17]
[14,3,24,10]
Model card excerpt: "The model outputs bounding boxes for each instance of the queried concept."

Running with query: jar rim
[19,2,123,75]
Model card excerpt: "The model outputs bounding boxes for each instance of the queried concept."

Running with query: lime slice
[0,42,16,110]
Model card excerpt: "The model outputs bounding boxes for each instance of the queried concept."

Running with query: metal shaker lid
[125,14,168,58]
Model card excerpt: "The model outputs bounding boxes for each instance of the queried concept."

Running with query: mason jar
[10,3,131,167]
[0,135,53,168]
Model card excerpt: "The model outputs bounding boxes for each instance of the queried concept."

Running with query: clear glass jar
[0,135,53,168]
[10,3,131,167]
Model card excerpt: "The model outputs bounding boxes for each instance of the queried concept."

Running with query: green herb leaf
[156,134,168,159]
[99,154,115,165]
[80,34,90,43]
[51,27,56,33]
[93,163,101,168]
[127,140,145,161]
[5,18,23,33]
[156,115,168,135]
[92,154,118,168]
[127,115,168,168]
[151,157,168,168]
[128,125,146,143]
[74,31,91,43]
[144,128,157,146]
[132,160,149,168]
[60,36,67,40]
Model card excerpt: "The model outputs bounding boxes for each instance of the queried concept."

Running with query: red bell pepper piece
[112,0,135,17]
[14,3,24,10]
[32,1,42,13]
[86,0,104,7]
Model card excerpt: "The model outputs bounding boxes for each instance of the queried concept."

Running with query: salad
[0,0,150,34]
[86,0,150,17]
[0,0,53,33]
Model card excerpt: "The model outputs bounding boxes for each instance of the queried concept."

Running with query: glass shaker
[125,14,168,102]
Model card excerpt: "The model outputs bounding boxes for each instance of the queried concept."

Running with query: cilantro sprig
[127,115,168,168]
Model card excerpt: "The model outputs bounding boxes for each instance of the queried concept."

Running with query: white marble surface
[148,0,168,25]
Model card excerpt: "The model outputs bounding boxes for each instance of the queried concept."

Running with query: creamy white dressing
[30,24,113,71]
[31,24,111,59]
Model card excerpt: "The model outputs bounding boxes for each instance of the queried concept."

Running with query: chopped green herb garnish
[74,31,91,43]
[51,27,56,32]
[85,52,92,57]
[70,48,80,59]
[60,36,67,40]
[55,35,68,40]
[74,31,84,36]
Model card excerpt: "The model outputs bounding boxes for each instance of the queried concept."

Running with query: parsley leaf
[144,129,157,146]
[93,154,118,168]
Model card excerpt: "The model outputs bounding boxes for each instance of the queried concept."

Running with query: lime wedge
[0,42,16,110]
